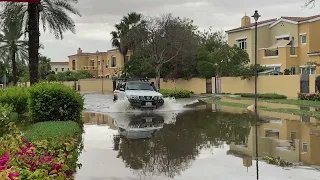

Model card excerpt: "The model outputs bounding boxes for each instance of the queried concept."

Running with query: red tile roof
[226,14,320,33]
[226,18,277,33]
[307,50,320,55]
[68,51,109,58]
[282,14,320,22]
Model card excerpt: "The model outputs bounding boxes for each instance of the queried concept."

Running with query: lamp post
[252,10,260,180]
[101,60,104,94]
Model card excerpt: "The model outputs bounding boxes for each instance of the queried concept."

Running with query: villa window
[111,56,116,67]
[268,66,281,72]
[55,68,58,72]
[290,67,296,75]
[61,68,64,72]
[90,60,95,67]
[300,66,316,75]
[72,60,76,70]
[124,55,130,64]
[237,39,247,50]
[301,34,307,44]
[302,143,308,153]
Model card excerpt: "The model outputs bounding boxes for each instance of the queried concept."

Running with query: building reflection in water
[81,105,320,178]
[211,104,320,166]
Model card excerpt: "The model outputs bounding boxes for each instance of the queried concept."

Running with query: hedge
[0,86,29,115]
[234,93,287,99]
[298,93,320,101]
[160,89,194,98]
[28,83,84,124]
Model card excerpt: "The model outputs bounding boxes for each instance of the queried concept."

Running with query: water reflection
[80,105,320,179]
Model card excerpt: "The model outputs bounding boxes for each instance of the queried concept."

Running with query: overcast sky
[39,0,320,62]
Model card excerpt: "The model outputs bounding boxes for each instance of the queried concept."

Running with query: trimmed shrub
[160,89,194,98]
[28,82,84,124]
[235,93,287,99]
[0,86,29,114]
[316,76,320,92]
[298,93,320,101]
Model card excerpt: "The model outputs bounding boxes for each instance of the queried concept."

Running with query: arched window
[111,56,116,67]
[72,60,76,70]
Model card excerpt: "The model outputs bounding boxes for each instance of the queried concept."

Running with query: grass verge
[227,96,320,108]
[23,121,82,143]
[205,99,320,119]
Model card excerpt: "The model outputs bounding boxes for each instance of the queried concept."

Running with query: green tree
[211,44,250,77]
[38,56,51,80]
[241,64,269,80]
[111,12,145,75]
[125,54,154,78]
[197,61,215,79]
[135,14,199,88]
[0,7,28,85]
[2,0,81,85]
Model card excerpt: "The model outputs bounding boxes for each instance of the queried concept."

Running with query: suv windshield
[126,82,154,91]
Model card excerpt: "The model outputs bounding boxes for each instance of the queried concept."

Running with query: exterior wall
[270,22,299,46]
[258,47,299,71]
[51,62,69,73]
[309,74,316,93]
[298,23,310,66]
[68,49,132,77]
[308,20,320,53]
[149,78,207,94]
[220,75,300,98]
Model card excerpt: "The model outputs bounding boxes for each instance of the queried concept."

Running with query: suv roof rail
[117,78,150,82]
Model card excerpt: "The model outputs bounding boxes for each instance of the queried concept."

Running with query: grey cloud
[41,0,320,61]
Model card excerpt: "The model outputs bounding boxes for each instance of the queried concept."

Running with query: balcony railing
[265,49,278,57]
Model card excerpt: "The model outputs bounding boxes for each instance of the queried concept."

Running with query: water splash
[84,93,195,114]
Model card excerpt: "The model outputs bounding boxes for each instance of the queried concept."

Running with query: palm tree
[0,7,28,86]
[2,0,81,85]
[111,12,145,76]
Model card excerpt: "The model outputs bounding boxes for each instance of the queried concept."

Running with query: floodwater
[75,94,320,180]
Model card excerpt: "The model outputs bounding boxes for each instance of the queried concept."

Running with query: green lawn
[205,99,320,119]
[228,96,320,108]
[23,121,82,143]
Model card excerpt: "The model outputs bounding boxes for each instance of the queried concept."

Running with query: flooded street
[76,93,320,180]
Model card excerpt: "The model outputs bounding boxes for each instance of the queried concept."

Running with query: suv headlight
[158,96,163,99]
[127,95,139,100]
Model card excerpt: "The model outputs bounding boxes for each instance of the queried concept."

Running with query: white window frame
[236,38,247,50]
[302,142,308,153]
[300,33,307,45]
[111,56,116,67]
[300,65,316,75]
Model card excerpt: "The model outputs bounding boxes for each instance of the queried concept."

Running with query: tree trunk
[28,3,40,85]
[123,54,127,77]
[155,66,161,90]
[11,49,17,86]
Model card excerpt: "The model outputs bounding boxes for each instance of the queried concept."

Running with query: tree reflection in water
[113,109,258,178]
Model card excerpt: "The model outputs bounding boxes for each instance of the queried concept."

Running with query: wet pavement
[75,94,320,180]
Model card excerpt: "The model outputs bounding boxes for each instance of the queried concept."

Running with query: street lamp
[251,10,260,180]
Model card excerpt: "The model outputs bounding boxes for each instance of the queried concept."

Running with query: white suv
[113,79,164,109]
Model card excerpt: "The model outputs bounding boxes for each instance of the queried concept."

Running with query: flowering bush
[0,123,82,179]
[298,92,320,101]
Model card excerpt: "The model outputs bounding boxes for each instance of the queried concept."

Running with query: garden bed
[0,82,84,179]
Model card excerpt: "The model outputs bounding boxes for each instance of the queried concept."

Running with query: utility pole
[102,59,104,94]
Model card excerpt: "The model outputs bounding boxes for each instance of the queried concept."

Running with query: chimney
[241,12,251,27]
[77,48,82,54]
